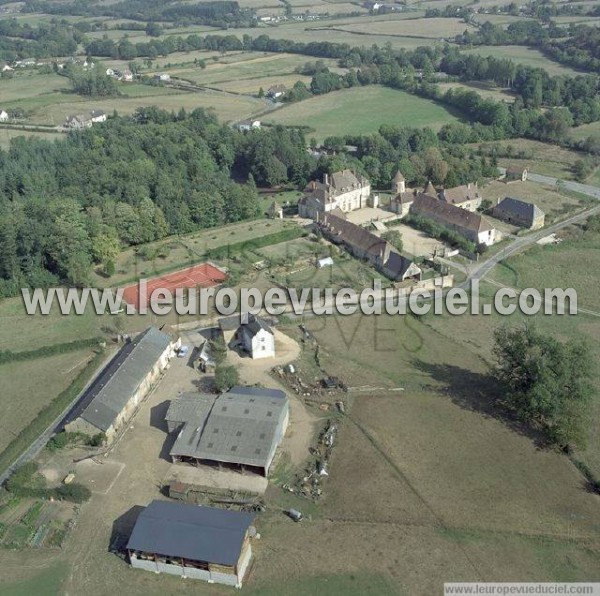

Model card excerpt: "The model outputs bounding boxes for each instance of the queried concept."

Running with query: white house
[236,119,261,132]
[298,170,371,219]
[0,110,9,122]
[239,315,275,359]
[90,109,107,123]
[155,73,170,82]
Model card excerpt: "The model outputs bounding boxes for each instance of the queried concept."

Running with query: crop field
[265,86,462,141]
[0,350,94,454]
[463,46,584,76]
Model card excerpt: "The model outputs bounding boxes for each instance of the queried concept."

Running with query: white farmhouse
[0,109,9,121]
[239,315,275,359]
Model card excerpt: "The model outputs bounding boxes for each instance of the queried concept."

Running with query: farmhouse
[438,183,482,211]
[64,114,93,129]
[154,73,170,82]
[90,109,106,123]
[298,170,371,219]
[0,109,8,121]
[411,193,498,246]
[317,211,421,281]
[240,315,275,359]
[63,327,176,443]
[127,500,255,587]
[218,314,276,359]
[166,386,289,476]
[492,197,545,230]
[236,119,261,131]
[267,84,286,99]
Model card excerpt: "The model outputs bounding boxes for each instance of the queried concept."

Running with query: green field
[463,46,584,76]
[266,86,462,141]
[570,120,600,142]
[1,71,263,125]
[0,128,62,149]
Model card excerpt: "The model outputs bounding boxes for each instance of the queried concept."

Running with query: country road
[528,173,600,199]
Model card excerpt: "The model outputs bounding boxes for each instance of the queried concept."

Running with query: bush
[54,483,92,503]
[214,365,239,392]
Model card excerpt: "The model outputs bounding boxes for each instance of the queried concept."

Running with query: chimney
[324,173,329,185]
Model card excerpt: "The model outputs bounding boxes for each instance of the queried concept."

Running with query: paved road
[527,173,600,199]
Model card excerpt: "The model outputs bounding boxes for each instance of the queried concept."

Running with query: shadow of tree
[411,359,549,449]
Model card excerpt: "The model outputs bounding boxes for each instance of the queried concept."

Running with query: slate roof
[494,197,544,222]
[424,181,437,197]
[303,169,368,204]
[127,500,254,566]
[166,393,216,428]
[243,314,272,338]
[169,387,289,469]
[65,327,172,432]
[385,250,418,279]
[412,193,493,233]
[393,170,405,182]
[319,212,387,260]
[438,184,479,206]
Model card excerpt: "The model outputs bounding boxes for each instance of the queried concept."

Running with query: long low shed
[127,500,255,587]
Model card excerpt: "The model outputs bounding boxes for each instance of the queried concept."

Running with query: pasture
[265,86,462,141]
[0,350,95,454]
[570,120,600,142]
[0,128,62,149]
[463,46,583,76]
[2,71,263,125]
[475,137,586,181]
[334,16,475,38]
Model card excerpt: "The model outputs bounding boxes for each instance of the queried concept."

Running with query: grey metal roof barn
[64,327,172,432]
[127,500,255,566]
[167,386,289,473]
[227,386,286,400]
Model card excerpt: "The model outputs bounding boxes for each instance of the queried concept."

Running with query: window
[231,445,238,452]
[236,431,242,437]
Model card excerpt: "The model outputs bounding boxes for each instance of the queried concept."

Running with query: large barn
[64,327,176,443]
[127,500,255,587]
[165,386,289,476]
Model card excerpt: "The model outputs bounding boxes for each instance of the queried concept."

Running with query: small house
[236,119,261,132]
[90,109,106,123]
[154,73,170,82]
[267,84,286,99]
[317,256,334,268]
[239,315,275,360]
[0,110,9,121]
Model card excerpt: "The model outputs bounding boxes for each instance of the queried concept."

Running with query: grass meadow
[265,86,462,141]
